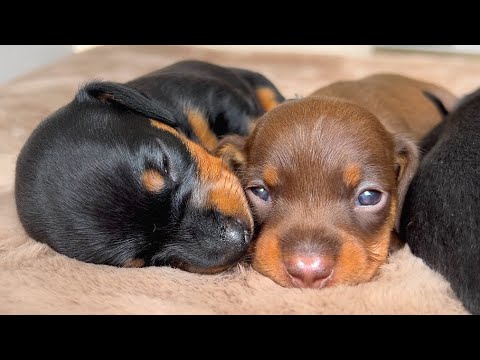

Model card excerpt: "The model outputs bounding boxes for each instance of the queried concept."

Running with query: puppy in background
[218,74,457,288]
[400,88,480,314]
[15,60,284,273]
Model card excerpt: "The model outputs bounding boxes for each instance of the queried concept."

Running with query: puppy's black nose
[224,218,252,246]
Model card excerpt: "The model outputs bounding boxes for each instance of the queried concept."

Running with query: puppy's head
[145,123,254,273]
[87,82,256,272]
[17,81,253,273]
[219,97,418,287]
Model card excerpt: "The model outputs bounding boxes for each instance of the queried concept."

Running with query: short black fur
[15,60,285,272]
[127,60,285,141]
[400,88,480,314]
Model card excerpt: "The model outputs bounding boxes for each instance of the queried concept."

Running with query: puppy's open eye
[248,187,271,202]
[356,190,382,206]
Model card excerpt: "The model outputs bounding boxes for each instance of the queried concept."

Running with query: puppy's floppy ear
[393,133,420,232]
[77,81,178,127]
[215,135,248,172]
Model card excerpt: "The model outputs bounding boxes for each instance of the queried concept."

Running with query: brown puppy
[218,74,457,288]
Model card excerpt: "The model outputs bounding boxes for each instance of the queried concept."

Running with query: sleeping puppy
[218,74,457,287]
[400,88,480,314]
[15,60,284,273]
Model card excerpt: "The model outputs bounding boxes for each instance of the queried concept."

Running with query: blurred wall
[72,45,373,56]
[4,45,478,85]
[0,45,73,84]
[192,45,373,56]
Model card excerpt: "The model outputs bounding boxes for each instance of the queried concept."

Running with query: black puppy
[400,88,480,314]
[15,60,285,273]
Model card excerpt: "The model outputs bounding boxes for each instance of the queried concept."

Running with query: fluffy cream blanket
[1,45,478,314]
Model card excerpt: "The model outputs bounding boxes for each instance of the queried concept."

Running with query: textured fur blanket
[1,45,478,314]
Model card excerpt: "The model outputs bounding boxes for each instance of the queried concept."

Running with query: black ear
[78,81,179,128]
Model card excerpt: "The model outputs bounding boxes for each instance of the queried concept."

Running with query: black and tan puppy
[15,60,284,273]
[400,88,480,314]
[219,74,457,288]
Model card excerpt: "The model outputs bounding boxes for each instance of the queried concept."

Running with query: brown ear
[215,135,248,172]
[393,134,420,232]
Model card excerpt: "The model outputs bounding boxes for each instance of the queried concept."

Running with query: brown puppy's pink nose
[284,255,334,288]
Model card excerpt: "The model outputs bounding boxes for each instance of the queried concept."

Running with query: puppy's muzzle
[225,218,252,246]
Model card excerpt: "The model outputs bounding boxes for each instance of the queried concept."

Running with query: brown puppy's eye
[356,190,382,206]
[248,187,271,202]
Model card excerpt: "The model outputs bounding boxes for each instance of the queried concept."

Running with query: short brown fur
[310,73,457,139]
[223,74,457,288]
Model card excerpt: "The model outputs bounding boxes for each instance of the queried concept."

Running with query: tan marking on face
[194,147,252,227]
[343,164,362,188]
[123,258,145,268]
[142,169,165,193]
[332,197,397,286]
[332,234,369,285]
[186,109,218,152]
[256,87,280,112]
[263,166,279,188]
[149,119,253,230]
[252,227,290,286]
